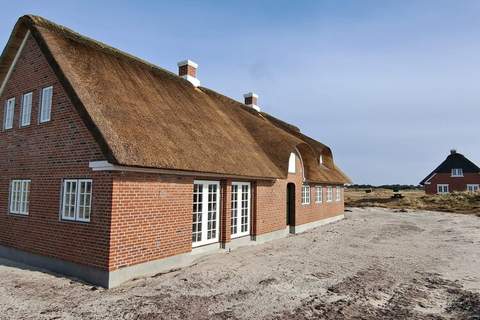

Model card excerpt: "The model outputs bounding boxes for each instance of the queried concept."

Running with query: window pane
[192,183,203,243]
[9,180,30,214]
[40,87,53,123]
[207,184,217,240]
[241,185,249,233]
[231,185,238,235]
[24,181,30,213]
[21,93,32,126]
[62,180,77,219]
[4,98,14,130]
[78,180,92,221]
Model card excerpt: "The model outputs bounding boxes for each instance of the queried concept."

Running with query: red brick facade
[1,35,345,276]
[0,34,112,269]
[424,173,480,195]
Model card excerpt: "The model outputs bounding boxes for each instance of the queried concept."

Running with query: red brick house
[420,150,480,195]
[0,15,350,288]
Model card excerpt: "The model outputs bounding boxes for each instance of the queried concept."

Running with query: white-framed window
[61,179,92,222]
[192,180,220,247]
[315,186,322,203]
[9,180,31,215]
[3,97,15,130]
[20,92,32,127]
[327,186,333,202]
[39,86,53,123]
[467,184,479,192]
[336,186,342,201]
[437,184,449,194]
[301,185,310,205]
[451,168,463,177]
[231,182,251,238]
[319,155,324,165]
[288,153,296,173]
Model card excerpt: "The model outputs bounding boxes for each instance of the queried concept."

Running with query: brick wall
[425,173,480,194]
[0,34,112,269]
[109,172,194,270]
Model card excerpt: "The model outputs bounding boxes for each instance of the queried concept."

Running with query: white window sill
[9,212,29,217]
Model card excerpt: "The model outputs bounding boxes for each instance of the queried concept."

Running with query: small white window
[319,155,324,165]
[467,184,479,192]
[61,179,92,222]
[20,92,32,127]
[3,97,15,130]
[327,186,333,202]
[315,186,323,203]
[451,168,463,177]
[336,186,342,201]
[437,184,449,194]
[9,180,31,215]
[301,185,310,205]
[288,153,296,173]
[39,86,53,123]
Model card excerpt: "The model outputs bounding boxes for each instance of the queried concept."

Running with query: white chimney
[243,92,260,112]
[177,60,200,87]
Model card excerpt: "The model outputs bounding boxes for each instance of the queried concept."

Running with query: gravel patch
[1,207,479,319]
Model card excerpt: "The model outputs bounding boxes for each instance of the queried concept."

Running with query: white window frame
[231,182,251,239]
[192,180,220,247]
[327,186,333,202]
[451,168,463,177]
[9,179,31,215]
[315,185,322,203]
[39,86,53,123]
[20,92,32,127]
[336,186,342,202]
[61,179,92,222]
[301,185,310,205]
[437,184,449,194]
[3,97,15,130]
[467,184,479,192]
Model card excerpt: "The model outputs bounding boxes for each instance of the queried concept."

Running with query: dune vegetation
[345,188,480,215]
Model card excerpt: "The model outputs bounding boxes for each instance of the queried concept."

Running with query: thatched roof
[1,15,350,184]
[420,151,480,185]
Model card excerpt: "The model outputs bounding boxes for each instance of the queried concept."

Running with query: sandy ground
[1,208,479,320]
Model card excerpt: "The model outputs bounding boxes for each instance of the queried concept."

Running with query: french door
[231,182,251,238]
[192,180,220,247]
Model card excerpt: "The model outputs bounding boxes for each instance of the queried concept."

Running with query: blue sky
[1,1,479,185]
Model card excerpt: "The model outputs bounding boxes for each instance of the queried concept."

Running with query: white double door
[192,180,220,247]
[231,182,251,238]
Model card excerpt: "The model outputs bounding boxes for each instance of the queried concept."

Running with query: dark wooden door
[286,183,295,226]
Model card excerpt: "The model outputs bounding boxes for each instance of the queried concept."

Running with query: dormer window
[288,153,296,173]
[451,168,463,177]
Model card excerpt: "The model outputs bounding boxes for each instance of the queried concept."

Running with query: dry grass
[345,188,480,215]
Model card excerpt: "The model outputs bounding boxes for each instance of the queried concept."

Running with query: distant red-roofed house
[420,150,480,195]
